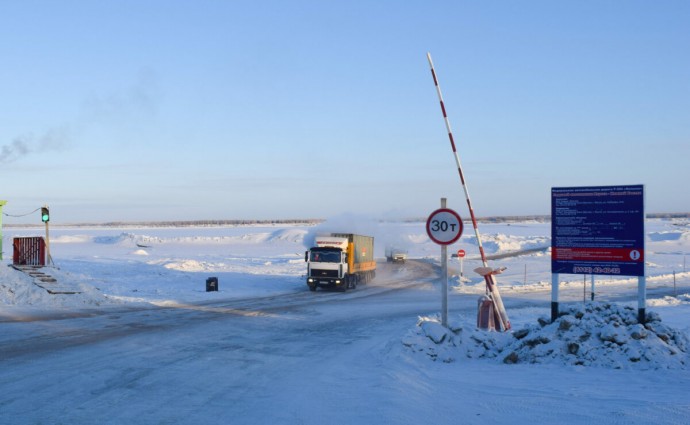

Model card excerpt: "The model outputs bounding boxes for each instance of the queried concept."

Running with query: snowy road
[2,256,689,424]
[1,260,458,424]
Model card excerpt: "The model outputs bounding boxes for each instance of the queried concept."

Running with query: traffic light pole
[45,220,52,266]
[42,205,53,266]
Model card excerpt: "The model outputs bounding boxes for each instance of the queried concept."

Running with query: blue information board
[551,185,645,277]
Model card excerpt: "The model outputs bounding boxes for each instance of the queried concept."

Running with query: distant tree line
[97,219,325,228]
[396,213,689,224]
[5,213,688,228]
[5,219,324,228]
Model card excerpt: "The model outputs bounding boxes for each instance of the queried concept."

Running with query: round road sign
[457,249,466,258]
[426,208,463,245]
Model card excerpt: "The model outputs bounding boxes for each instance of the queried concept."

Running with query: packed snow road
[0,260,466,423]
[2,267,689,424]
[3,220,689,424]
[0,261,687,424]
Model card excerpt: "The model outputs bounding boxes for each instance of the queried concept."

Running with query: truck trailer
[305,233,376,291]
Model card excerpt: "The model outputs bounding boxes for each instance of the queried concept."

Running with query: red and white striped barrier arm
[426,52,511,331]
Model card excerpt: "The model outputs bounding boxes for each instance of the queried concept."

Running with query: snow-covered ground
[1,218,689,424]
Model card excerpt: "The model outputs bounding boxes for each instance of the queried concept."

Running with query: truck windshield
[310,251,341,263]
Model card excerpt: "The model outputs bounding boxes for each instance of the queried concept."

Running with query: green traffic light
[41,207,49,223]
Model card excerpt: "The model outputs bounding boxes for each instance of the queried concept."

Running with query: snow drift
[403,301,690,370]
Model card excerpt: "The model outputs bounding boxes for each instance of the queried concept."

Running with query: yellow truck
[305,233,376,291]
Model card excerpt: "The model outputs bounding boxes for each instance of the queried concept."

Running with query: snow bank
[51,230,309,248]
[403,302,690,370]
[648,294,690,307]
[648,230,689,242]
[0,264,119,308]
[473,233,549,254]
[267,228,307,243]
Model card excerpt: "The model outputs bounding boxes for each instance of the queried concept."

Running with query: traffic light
[41,207,50,223]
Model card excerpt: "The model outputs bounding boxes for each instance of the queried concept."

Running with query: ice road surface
[1,219,689,424]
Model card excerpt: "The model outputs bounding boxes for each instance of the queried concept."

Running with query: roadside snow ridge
[403,302,689,370]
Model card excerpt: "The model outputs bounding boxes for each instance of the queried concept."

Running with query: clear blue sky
[1,1,688,223]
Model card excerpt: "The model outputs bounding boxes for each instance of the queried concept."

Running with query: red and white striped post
[426,52,511,331]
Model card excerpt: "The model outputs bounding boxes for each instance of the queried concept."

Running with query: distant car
[385,247,407,264]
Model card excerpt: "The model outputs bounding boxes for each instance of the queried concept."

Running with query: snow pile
[464,233,549,255]
[648,230,688,242]
[403,302,689,370]
[648,294,690,307]
[267,228,307,243]
[93,233,139,245]
[51,232,161,247]
[54,230,308,248]
[0,265,118,308]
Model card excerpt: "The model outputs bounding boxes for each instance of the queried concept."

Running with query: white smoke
[303,213,381,249]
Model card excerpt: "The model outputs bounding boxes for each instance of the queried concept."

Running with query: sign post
[426,199,463,327]
[457,249,466,277]
[551,185,645,322]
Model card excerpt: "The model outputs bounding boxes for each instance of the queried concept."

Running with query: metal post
[639,194,646,323]
[638,275,646,323]
[45,220,51,266]
[441,198,448,327]
[673,271,677,297]
[524,264,527,286]
[551,273,559,322]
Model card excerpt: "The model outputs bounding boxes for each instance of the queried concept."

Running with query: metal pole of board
[638,196,646,323]
[441,198,448,328]
[638,275,646,323]
[551,273,559,322]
